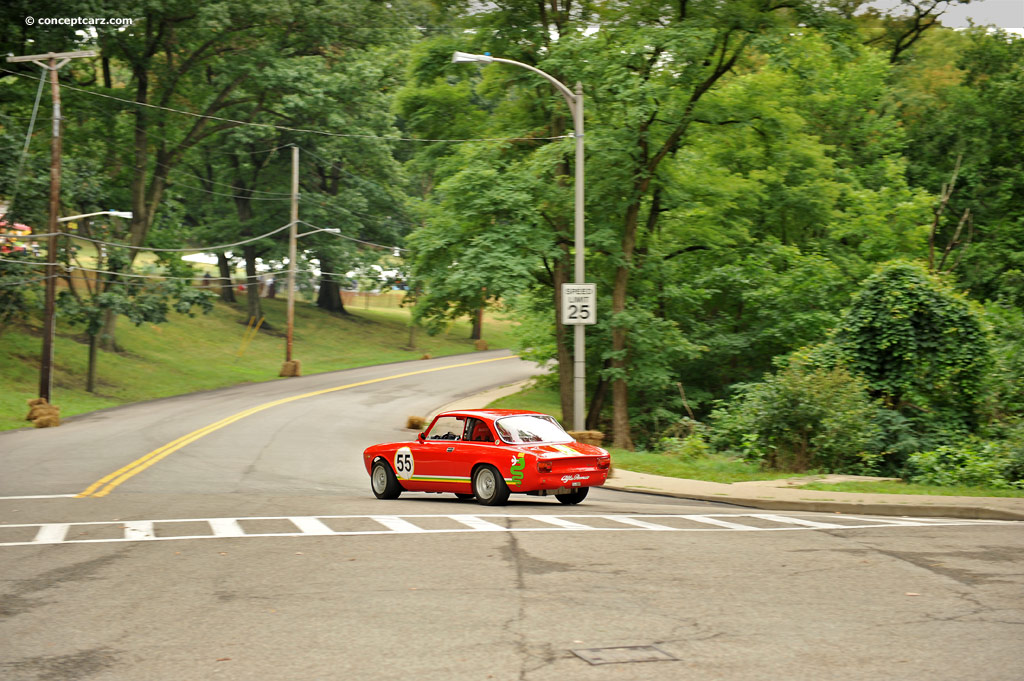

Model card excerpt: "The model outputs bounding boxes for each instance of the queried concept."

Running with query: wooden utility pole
[282,144,299,375]
[6,50,96,403]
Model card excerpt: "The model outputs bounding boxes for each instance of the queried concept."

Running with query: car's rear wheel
[472,465,510,506]
[371,459,402,499]
[555,487,589,505]
[454,493,475,501]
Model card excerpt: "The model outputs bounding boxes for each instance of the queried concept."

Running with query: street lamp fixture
[452,51,589,431]
[58,210,133,223]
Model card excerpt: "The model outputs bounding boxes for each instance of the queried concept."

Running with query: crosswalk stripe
[371,515,427,533]
[208,518,245,537]
[746,514,848,529]
[528,515,595,529]
[0,514,1011,548]
[123,521,155,540]
[678,515,758,530]
[289,517,334,535]
[453,515,507,531]
[32,523,69,544]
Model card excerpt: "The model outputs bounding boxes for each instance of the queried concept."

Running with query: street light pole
[452,52,588,430]
[6,50,96,403]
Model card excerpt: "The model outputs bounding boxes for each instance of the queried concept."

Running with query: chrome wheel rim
[372,464,388,494]
[476,469,496,500]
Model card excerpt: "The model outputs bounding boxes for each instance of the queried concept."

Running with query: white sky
[864,0,1024,32]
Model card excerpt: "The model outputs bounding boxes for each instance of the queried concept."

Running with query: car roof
[435,409,547,422]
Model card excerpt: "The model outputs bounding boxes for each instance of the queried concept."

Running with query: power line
[0,67,571,144]
[23,222,294,252]
[298,220,407,252]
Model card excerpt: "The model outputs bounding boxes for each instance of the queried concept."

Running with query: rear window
[494,415,573,444]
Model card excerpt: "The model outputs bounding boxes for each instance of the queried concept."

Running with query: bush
[905,440,1022,489]
[657,432,712,461]
[711,355,883,473]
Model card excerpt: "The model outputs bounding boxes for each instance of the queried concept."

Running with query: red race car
[363,409,611,505]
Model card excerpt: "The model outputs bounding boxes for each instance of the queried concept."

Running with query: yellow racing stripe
[77,354,518,497]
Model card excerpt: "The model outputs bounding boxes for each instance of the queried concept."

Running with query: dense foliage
[2,1,1022,482]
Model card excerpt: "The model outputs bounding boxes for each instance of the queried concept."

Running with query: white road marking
[529,515,595,530]
[677,514,759,530]
[0,513,1013,548]
[608,516,676,531]
[123,521,154,540]
[208,518,245,537]
[453,515,508,531]
[289,516,334,535]
[32,523,69,544]
[0,494,79,500]
[370,515,427,533]
[747,513,848,529]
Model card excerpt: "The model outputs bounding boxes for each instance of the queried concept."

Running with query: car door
[402,415,471,492]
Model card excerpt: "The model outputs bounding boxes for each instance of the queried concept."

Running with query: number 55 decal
[394,447,414,480]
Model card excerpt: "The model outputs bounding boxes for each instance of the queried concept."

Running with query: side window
[464,418,494,443]
[426,416,463,440]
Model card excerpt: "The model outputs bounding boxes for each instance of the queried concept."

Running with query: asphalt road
[1,351,1022,681]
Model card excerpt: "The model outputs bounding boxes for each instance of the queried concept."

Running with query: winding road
[1,350,1021,681]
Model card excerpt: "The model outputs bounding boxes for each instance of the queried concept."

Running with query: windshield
[494,415,573,445]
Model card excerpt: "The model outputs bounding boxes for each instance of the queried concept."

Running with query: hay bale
[26,399,59,422]
[33,414,61,428]
[420,353,432,360]
[25,398,61,427]
[279,360,302,377]
[568,430,605,446]
[406,415,426,430]
[474,339,489,351]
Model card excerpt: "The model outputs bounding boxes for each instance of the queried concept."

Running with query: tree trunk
[216,253,236,303]
[86,333,98,393]
[316,277,350,313]
[242,244,262,322]
[315,254,350,314]
[99,308,119,352]
[610,199,642,450]
[586,359,611,431]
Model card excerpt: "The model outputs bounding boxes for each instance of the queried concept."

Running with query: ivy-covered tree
[834,261,990,434]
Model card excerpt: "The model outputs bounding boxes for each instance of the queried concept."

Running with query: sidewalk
[605,469,1024,521]
[438,381,1024,522]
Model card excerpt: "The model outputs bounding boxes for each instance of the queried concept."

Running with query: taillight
[538,460,553,473]
[597,458,610,470]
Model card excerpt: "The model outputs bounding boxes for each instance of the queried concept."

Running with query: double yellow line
[77,355,517,498]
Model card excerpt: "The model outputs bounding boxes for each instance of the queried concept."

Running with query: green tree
[834,261,990,433]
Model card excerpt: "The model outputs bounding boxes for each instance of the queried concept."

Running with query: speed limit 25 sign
[561,283,597,325]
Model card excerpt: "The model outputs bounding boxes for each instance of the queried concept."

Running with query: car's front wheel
[555,487,589,505]
[371,459,402,499]
[472,465,510,506]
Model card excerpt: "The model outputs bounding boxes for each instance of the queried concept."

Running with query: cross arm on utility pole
[6,50,97,70]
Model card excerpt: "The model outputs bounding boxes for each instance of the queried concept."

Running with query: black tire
[472,465,510,506]
[454,493,475,501]
[555,487,589,505]
[370,459,402,500]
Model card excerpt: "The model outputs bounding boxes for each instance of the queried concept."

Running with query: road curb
[603,480,1024,521]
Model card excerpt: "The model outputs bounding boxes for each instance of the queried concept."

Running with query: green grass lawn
[485,384,564,417]
[2,293,517,431]
[608,449,798,484]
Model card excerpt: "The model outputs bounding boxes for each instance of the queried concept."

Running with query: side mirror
[418,432,426,441]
